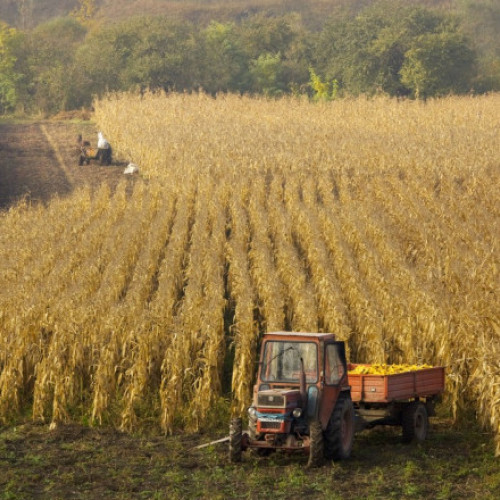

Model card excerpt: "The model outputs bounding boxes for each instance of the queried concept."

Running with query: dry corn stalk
[0,92,497,456]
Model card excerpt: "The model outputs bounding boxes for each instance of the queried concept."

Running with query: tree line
[0,0,499,115]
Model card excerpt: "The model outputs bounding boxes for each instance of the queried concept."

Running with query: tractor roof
[263,331,336,341]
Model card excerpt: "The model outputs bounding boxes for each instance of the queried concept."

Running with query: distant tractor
[229,331,445,466]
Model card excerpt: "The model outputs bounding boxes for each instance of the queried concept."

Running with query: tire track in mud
[40,124,75,185]
[0,123,73,208]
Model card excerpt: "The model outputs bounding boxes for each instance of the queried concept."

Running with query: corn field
[0,92,498,456]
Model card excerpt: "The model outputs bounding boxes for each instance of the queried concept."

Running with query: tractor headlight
[248,407,257,419]
[292,408,303,418]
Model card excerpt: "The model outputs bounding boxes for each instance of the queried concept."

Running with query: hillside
[96,0,373,29]
[0,0,79,28]
[0,0,455,29]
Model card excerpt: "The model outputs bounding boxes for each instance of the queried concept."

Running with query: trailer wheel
[229,417,243,463]
[307,419,324,468]
[402,402,428,443]
[324,392,355,460]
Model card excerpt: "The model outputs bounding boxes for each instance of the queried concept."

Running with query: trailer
[348,363,445,442]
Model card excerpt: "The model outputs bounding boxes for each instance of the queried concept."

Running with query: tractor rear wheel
[307,419,324,468]
[229,417,243,463]
[324,392,355,460]
[402,402,428,443]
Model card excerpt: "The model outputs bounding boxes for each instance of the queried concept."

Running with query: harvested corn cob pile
[349,364,433,375]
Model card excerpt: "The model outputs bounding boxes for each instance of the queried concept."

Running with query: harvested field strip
[40,124,74,184]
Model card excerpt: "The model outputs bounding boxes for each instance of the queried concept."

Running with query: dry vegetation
[0,92,498,458]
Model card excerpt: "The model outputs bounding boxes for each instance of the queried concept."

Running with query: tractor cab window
[261,341,318,383]
[325,343,346,385]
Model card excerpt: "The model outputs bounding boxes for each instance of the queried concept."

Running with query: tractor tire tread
[324,392,355,461]
[229,418,243,463]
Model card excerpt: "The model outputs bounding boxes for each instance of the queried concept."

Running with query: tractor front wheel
[402,402,428,443]
[324,392,355,460]
[229,417,243,463]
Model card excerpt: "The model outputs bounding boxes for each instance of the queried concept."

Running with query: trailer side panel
[348,366,445,403]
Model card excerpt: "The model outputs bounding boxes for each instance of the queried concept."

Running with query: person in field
[77,134,91,166]
[97,131,112,165]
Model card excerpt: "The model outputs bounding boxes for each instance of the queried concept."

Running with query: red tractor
[229,331,444,467]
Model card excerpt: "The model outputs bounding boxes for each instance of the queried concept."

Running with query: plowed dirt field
[0,121,131,210]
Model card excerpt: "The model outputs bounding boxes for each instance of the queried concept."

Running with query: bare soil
[0,121,132,210]
[1,419,498,500]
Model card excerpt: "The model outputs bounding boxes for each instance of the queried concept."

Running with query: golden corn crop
[0,91,498,457]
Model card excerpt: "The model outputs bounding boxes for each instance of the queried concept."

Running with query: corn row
[226,181,259,416]
[160,180,212,434]
[358,173,467,416]
[246,178,286,332]
[284,174,352,342]
[53,182,153,426]
[267,174,318,332]
[316,175,385,363]
[187,184,228,430]
[88,182,155,424]
[118,190,178,431]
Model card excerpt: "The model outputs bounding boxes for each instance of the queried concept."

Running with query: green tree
[73,17,202,106]
[71,0,97,24]
[314,1,477,98]
[27,17,86,113]
[240,13,311,95]
[309,68,338,101]
[239,13,295,60]
[250,53,284,96]
[400,32,476,98]
[201,22,250,94]
[0,22,21,113]
[72,21,135,105]
[314,7,388,95]
[364,7,444,95]
[456,0,500,91]
[121,18,201,92]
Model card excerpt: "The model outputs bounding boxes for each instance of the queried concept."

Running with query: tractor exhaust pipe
[300,357,307,408]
